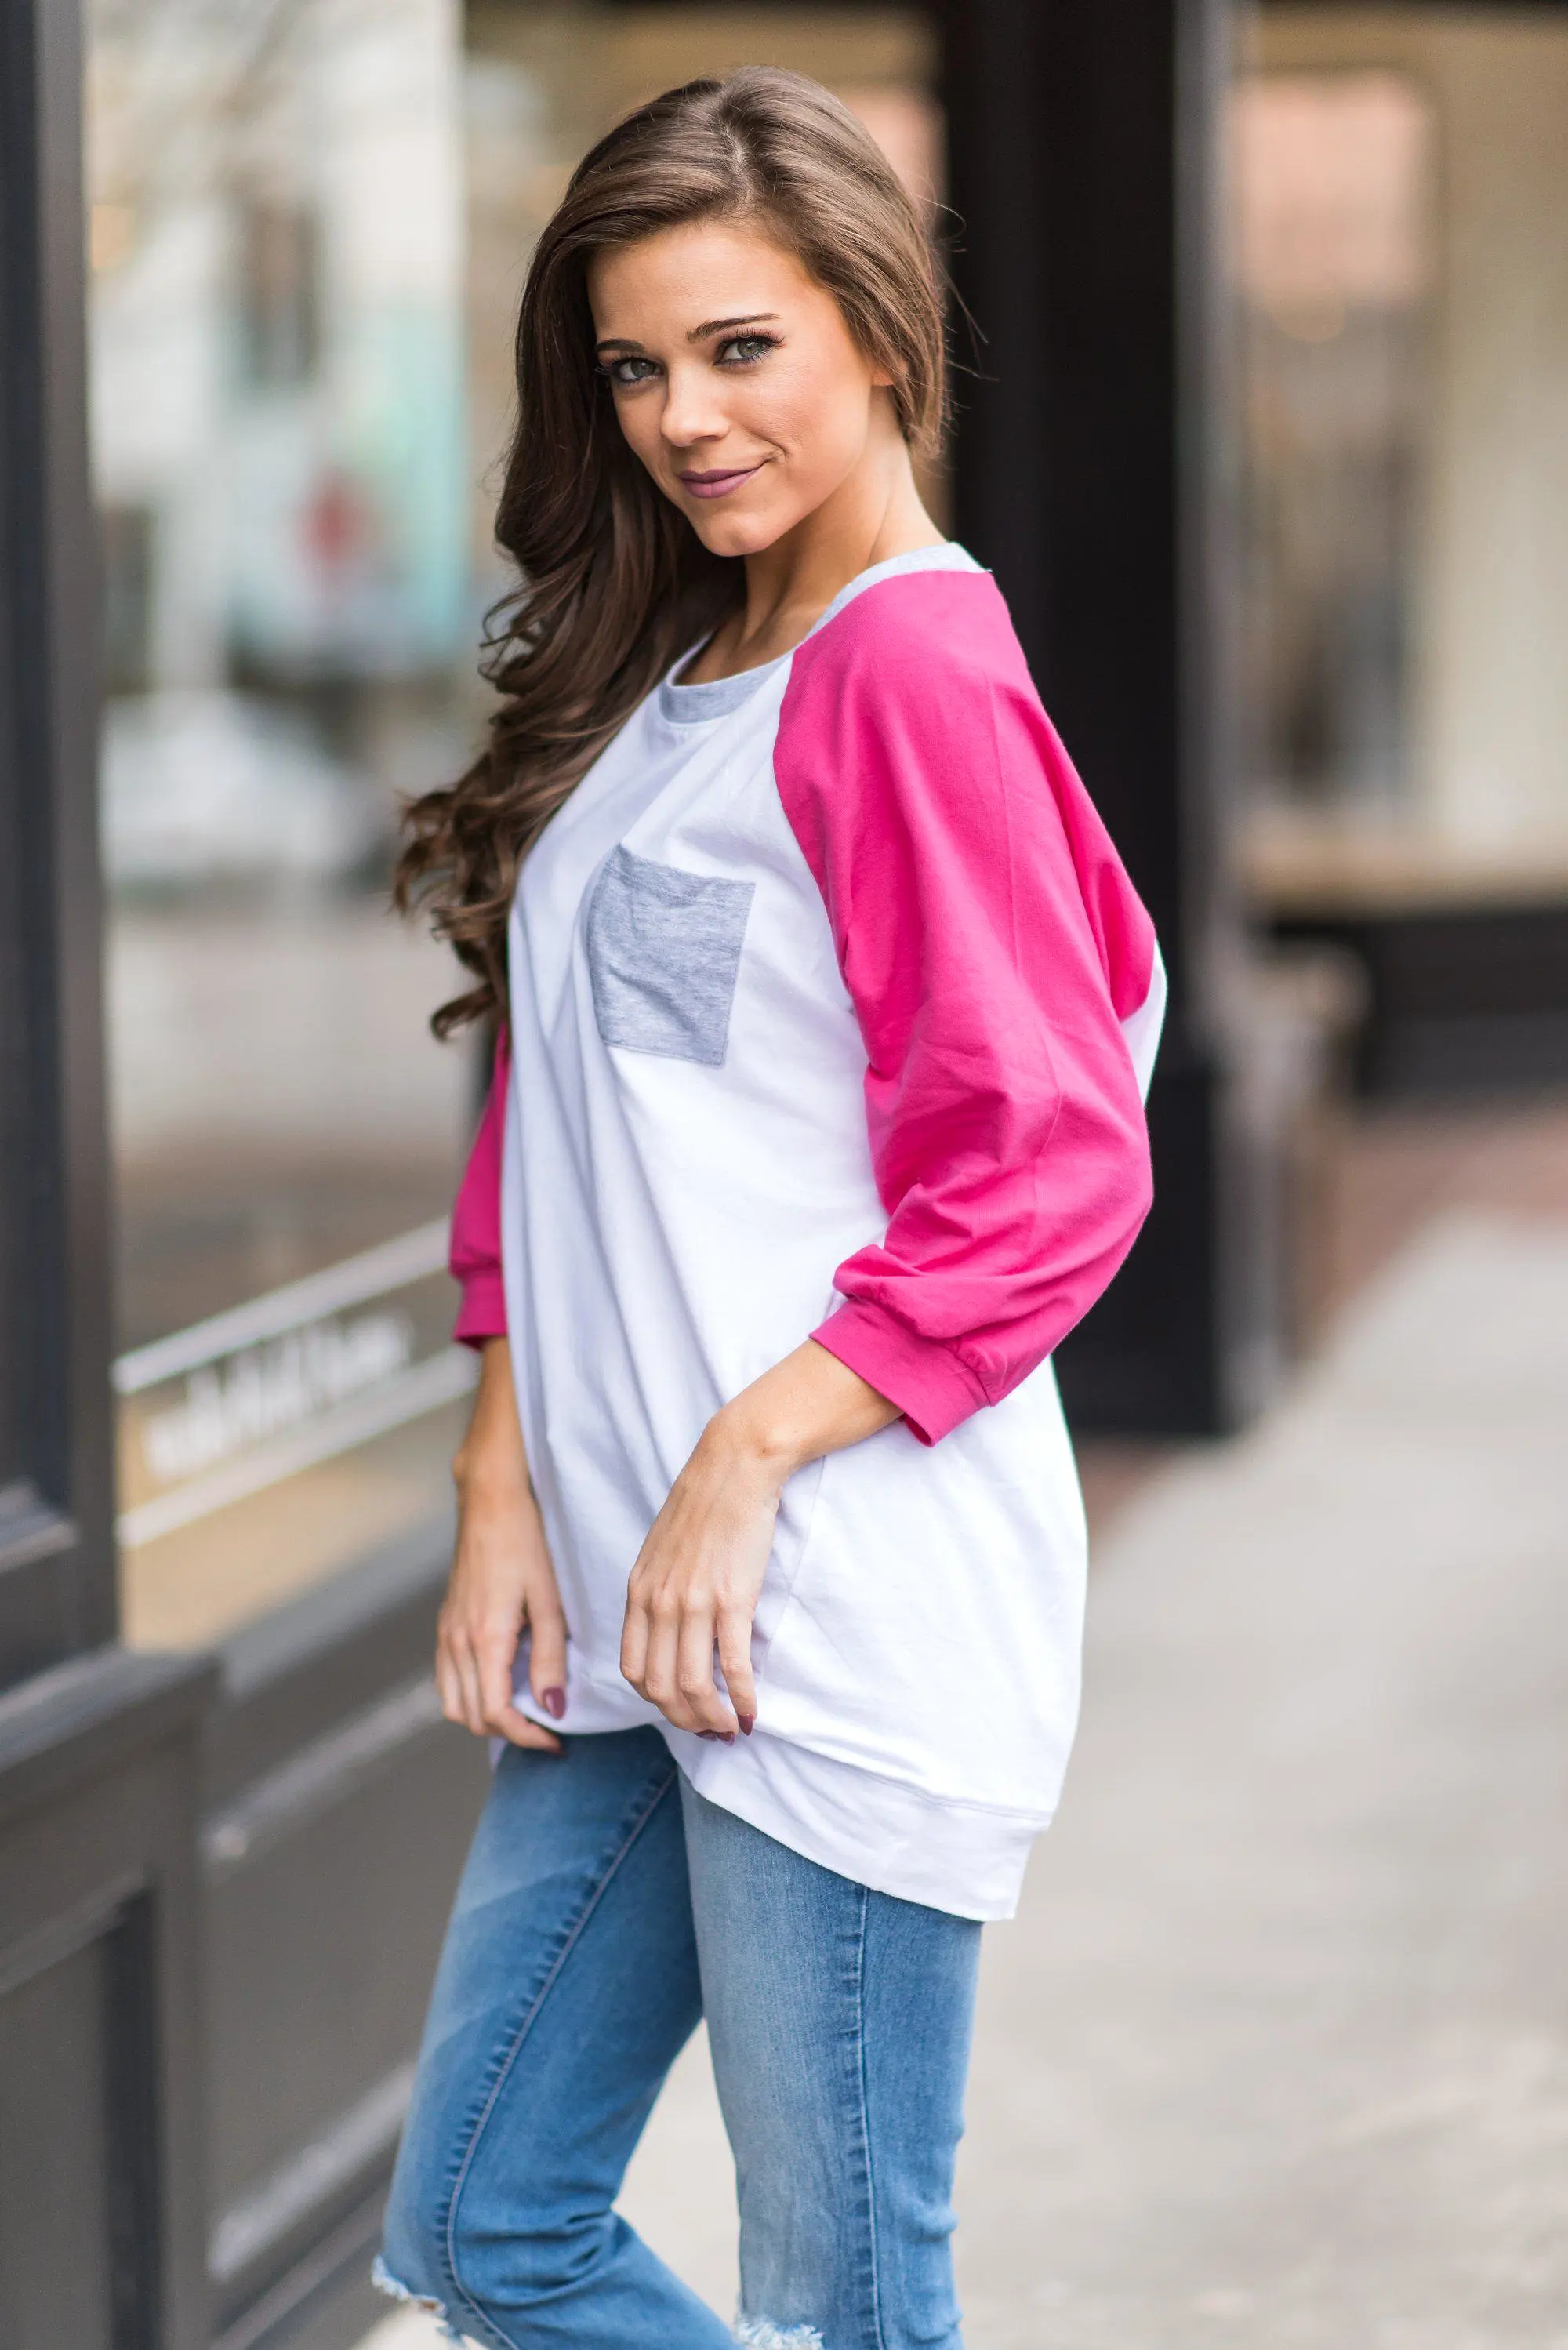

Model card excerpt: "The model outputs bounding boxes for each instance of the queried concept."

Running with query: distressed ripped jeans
[377,1729,979,2349]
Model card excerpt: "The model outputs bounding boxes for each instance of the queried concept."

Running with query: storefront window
[1233,67,1433,819]
[90,0,937,1649]
[89,0,477,1647]
[1234,8,1568,911]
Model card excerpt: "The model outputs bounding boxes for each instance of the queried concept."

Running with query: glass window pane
[1235,7,1568,910]
[1233,67,1433,816]
[89,0,477,1647]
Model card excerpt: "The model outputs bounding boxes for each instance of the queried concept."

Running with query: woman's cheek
[790,401,873,503]
[624,413,665,475]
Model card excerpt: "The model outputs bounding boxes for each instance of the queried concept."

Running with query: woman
[378,67,1163,2350]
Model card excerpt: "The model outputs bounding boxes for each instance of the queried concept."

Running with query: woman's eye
[606,356,660,387]
[716,335,778,368]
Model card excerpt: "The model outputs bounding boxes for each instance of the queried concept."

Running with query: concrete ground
[360,1209,1568,2349]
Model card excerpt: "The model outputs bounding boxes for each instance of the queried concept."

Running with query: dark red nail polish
[542,1687,566,1720]
[737,1713,755,1737]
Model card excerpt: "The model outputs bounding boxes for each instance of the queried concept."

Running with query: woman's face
[588,219,894,558]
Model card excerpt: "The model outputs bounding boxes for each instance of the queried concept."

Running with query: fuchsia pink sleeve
[449,1030,510,1347]
[775,571,1159,1446]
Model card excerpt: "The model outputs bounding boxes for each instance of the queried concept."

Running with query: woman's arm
[620,1341,898,1738]
[437,1336,568,1749]
[441,1044,558,1746]
[776,575,1159,1444]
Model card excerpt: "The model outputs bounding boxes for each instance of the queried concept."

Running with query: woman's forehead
[588,220,815,334]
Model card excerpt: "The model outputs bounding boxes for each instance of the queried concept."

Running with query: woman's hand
[438,1338,568,1751]
[621,1430,779,1737]
[621,1340,898,1738]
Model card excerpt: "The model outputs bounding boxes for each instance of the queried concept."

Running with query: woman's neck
[686,440,942,685]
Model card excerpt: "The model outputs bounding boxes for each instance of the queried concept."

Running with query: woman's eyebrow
[688,311,780,342]
[594,312,781,357]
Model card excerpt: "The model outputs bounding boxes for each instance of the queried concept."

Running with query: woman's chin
[684,499,800,561]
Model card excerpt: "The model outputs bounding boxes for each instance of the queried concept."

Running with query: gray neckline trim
[656,541,984,727]
[658,657,785,725]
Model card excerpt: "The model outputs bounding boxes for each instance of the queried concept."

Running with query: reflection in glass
[89,0,477,1645]
[1235,11,1568,909]
[1234,70,1433,817]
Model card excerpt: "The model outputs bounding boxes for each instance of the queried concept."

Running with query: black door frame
[1,0,116,1687]
[2,6,214,2341]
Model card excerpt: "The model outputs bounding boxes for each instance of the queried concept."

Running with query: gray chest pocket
[585,844,755,1067]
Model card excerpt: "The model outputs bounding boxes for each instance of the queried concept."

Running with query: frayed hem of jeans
[733,2319,826,2349]
[371,2254,468,2343]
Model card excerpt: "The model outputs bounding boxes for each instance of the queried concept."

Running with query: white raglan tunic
[448,545,1164,1920]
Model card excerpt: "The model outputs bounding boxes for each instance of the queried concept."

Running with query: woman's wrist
[454,1337,533,1498]
[701,1396,804,1491]
[702,1339,901,1491]
[453,1426,535,1509]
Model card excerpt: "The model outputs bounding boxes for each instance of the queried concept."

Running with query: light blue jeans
[378,1728,980,2349]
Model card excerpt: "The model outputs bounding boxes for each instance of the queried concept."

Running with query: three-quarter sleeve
[449,1030,510,1347]
[772,572,1160,1444]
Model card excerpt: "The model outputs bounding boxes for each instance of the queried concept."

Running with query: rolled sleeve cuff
[810,1299,988,1447]
[452,1269,508,1350]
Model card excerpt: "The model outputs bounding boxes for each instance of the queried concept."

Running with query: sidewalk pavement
[361,1212,1568,2349]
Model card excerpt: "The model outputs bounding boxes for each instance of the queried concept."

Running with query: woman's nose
[659,363,728,450]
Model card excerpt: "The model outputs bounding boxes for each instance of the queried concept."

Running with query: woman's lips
[678,463,764,500]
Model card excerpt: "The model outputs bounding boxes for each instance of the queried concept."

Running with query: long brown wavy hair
[397,67,948,1036]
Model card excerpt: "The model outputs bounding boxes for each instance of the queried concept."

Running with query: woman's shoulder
[787,554,1028,710]
[773,556,1054,833]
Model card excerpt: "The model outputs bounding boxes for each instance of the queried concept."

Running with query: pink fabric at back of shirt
[450,1030,509,1347]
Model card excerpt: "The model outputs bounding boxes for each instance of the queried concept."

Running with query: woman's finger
[717,1604,757,1734]
[641,1595,693,1727]
[620,1584,650,1693]
[450,1628,488,1738]
[501,1716,564,1753]
[435,1641,466,1727]
[477,1628,524,1736]
[527,1589,570,1720]
[677,1597,731,1733]
[479,1632,562,1751]
[449,1623,561,1752]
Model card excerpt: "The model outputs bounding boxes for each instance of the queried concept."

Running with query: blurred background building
[2,5,1565,2348]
